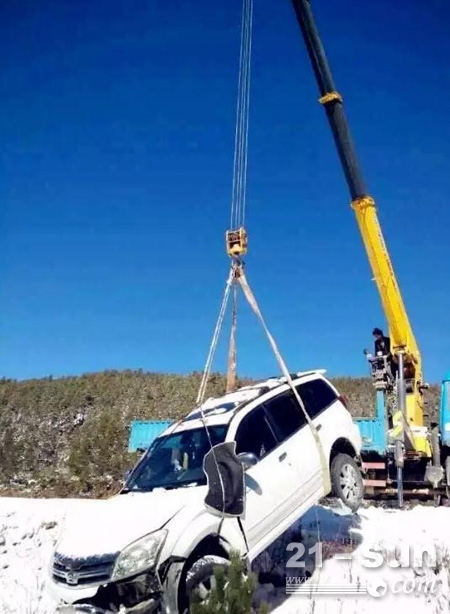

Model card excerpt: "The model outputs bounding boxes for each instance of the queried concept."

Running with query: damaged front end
[51,441,246,614]
[52,566,163,613]
[50,530,176,614]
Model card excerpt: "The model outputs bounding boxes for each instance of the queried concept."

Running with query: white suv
[48,370,363,614]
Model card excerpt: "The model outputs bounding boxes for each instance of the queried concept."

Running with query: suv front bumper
[50,558,185,614]
[54,599,161,614]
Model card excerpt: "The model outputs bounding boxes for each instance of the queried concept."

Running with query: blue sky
[1,0,449,383]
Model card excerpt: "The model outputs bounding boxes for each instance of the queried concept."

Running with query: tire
[330,453,364,512]
[182,555,230,613]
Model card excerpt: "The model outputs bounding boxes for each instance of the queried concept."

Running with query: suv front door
[232,404,300,556]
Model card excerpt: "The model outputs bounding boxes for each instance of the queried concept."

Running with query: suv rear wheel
[330,453,363,512]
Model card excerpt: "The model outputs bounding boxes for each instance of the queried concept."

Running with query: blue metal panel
[439,373,450,447]
[128,420,173,452]
[354,417,387,454]
[353,391,387,454]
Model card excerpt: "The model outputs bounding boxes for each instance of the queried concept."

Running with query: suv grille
[53,552,118,586]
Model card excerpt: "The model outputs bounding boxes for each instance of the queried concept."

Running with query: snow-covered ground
[0,498,97,614]
[1,497,450,614]
[263,504,450,614]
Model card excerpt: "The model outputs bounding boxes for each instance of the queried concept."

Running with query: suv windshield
[125,425,227,492]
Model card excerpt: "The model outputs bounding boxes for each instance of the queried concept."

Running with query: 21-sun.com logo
[367,577,437,598]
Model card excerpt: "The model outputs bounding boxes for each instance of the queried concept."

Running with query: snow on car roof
[169,369,327,433]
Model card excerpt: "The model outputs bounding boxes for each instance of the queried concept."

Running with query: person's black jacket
[375,335,391,356]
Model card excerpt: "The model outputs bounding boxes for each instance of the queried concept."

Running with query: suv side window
[296,378,338,420]
[235,406,277,460]
[263,390,306,441]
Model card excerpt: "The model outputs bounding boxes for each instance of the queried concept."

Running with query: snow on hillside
[1,497,450,614]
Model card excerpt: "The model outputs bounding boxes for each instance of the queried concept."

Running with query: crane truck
[128,0,450,507]
[290,0,450,505]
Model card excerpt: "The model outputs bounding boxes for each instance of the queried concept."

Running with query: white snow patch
[261,505,450,614]
[0,498,91,614]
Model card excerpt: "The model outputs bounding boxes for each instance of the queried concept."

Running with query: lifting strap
[234,265,331,493]
[194,261,331,495]
[189,0,328,511]
[196,266,235,407]
[226,283,238,393]
[190,0,254,518]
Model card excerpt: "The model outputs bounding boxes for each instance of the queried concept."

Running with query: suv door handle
[316,424,322,431]
[279,452,287,462]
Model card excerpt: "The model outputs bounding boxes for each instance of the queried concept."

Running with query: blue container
[354,417,387,454]
[353,390,387,454]
[439,372,450,447]
[128,420,173,452]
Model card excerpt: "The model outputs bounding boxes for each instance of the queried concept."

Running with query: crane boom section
[352,195,423,428]
[290,0,425,433]
[352,197,416,354]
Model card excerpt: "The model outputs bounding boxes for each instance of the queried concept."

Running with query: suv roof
[170,369,328,434]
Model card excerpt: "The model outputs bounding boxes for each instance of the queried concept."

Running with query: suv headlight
[111,529,167,582]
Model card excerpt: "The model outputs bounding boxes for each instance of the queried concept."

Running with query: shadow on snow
[250,503,363,609]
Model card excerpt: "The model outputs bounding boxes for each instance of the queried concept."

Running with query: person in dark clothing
[372,327,390,356]
[372,327,397,379]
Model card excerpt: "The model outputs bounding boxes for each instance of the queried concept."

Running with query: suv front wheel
[182,555,230,613]
[330,453,364,512]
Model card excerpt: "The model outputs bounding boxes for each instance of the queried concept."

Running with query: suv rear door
[295,377,342,493]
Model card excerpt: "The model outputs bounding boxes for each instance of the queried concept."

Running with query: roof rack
[267,369,327,381]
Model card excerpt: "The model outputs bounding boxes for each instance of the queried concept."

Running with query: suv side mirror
[237,451,258,470]
[203,442,245,518]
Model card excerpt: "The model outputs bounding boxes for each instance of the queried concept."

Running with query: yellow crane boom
[352,195,424,428]
[290,0,429,455]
